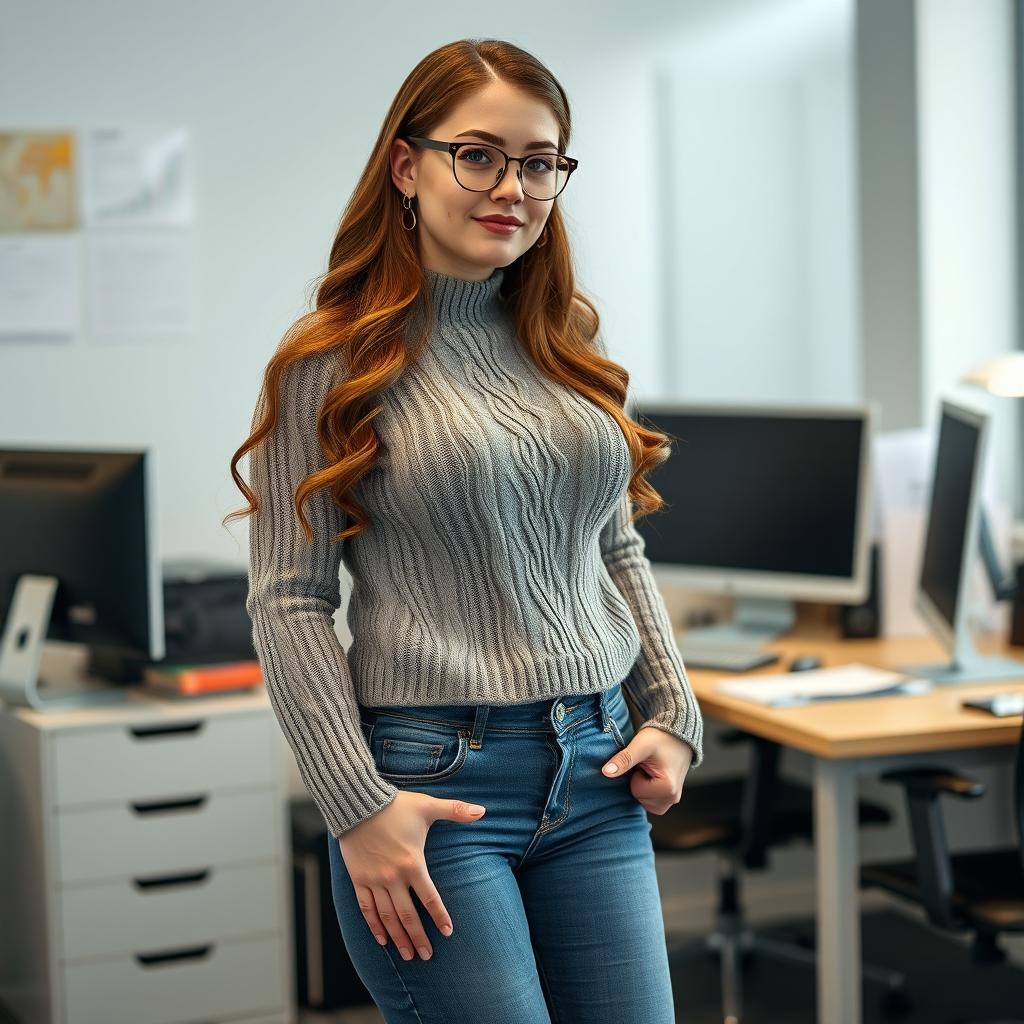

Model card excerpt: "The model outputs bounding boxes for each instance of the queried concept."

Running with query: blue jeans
[327,681,677,1023]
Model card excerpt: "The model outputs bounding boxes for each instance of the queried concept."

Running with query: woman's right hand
[338,790,487,961]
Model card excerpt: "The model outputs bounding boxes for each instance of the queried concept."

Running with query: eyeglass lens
[453,143,570,200]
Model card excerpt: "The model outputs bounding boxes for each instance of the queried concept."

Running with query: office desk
[684,620,1024,1024]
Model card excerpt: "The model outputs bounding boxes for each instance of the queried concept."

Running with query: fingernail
[376,934,388,945]
[442,924,453,936]
[604,763,618,774]
[400,947,413,961]
[470,805,485,814]
[418,946,431,960]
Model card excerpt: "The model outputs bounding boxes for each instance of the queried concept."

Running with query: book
[141,659,263,698]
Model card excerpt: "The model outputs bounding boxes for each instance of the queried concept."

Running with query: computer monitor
[0,447,165,710]
[901,400,1024,684]
[629,402,875,648]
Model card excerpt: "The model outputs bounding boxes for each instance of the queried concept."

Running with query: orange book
[142,660,263,696]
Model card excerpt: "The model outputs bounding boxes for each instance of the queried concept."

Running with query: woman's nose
[491,162,525,201]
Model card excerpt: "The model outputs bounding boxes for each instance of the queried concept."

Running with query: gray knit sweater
[246,266,704,838]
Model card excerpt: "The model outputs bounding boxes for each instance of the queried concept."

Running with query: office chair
[859,715,1024,1024]
[650,728,910,1024]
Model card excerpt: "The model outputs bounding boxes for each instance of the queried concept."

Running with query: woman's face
[391,79,561,282]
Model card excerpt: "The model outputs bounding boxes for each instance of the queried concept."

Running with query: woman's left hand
[601,727,694,815]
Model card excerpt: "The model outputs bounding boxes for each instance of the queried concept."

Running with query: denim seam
[542,731,568,828]
[519,735,561,864]
[567,709,600,734]
[537,729,578,834]
[379,942,425,1023]
[533,947,563,1024]
[608,716,626,750]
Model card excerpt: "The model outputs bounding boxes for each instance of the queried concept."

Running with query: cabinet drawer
[60,858,284,961]
[55,787,280,884]
[51,711,276,808]
[61,933,285,1024]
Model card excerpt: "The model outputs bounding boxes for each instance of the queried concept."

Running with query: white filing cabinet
[0,688,295,1024]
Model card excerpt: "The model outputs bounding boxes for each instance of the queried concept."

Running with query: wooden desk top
[684,613,1024,759]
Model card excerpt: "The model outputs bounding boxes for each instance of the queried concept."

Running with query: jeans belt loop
[469,705,489,749]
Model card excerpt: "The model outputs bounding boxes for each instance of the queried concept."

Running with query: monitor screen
[633,406,868,583]
[918,408,982,631]
[0,447,164,665]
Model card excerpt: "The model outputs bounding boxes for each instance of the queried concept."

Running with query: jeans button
[555,703,565,721]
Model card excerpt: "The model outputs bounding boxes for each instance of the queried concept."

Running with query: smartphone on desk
[960,693,1024,717]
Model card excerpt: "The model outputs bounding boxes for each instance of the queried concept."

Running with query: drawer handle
[130,794,208,815]
[134,943,214,967]
[128,720,205,740]
[133,868,212,891]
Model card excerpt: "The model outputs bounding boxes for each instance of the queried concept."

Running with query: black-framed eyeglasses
[404,136,578,201]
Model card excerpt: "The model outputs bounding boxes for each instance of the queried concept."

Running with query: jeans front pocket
[360,709,469,784]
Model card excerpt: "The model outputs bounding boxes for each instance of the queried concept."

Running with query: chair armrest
[879,767,986,800]
[877,766,981,930]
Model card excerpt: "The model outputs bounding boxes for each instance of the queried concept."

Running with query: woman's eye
[460,148,491,164]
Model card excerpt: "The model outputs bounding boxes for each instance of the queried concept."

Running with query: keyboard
[680,648,781,673]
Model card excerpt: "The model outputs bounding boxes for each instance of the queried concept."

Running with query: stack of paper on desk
[714,663,933,707]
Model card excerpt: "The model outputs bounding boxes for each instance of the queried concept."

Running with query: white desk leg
[814,757,861,1024]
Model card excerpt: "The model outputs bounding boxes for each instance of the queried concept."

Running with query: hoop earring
[536,227,548,248]
[401,192,417,230]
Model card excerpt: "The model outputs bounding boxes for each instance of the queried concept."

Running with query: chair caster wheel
[880,986,912,1018]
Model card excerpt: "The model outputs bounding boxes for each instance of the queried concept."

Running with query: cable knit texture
[246,265,704,838]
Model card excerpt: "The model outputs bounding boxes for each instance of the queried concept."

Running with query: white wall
[916,0,1019,512]
[658,0,859,404]
[803,44,862,402]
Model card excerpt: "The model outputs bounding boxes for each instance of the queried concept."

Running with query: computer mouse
[789,655,823,672]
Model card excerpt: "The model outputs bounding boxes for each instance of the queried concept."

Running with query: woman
[228,37,704,1024]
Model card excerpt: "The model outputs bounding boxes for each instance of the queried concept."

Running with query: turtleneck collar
[423,265,506,329]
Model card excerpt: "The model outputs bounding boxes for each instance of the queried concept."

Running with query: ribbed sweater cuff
[600,504,705,768]
[248,604,399,838]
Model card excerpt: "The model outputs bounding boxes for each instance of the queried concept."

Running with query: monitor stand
[6,672,133,711]
[0,574,133,711]
[678,597,795,650]
[901,630,1024,685]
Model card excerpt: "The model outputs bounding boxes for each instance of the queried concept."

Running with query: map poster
[0,131,77,232]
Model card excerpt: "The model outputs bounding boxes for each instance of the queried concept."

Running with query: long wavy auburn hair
[225,37,673,545]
